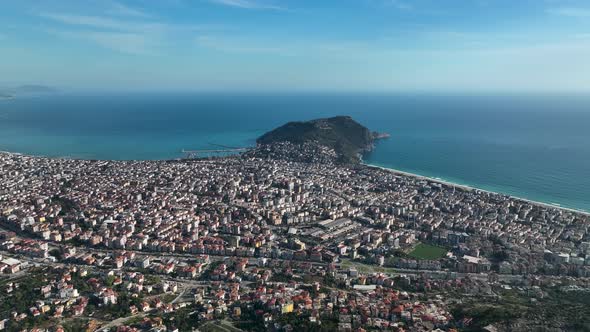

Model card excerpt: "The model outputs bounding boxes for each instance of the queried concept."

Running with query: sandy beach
[3,149,587,216]
[363,162,590,216]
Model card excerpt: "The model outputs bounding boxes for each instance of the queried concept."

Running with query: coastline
[362,162,590,216]
[2,150,588,216]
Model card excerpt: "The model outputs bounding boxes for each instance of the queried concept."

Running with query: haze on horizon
[2,0,590,93]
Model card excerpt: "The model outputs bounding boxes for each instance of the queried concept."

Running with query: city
[3,0,590,331]
[1,140,589,331]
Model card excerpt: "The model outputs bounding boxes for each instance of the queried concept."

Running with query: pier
[181,146,251,159]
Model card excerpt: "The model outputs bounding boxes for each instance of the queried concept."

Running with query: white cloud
[209,0,285,10]
[547,7,590,18]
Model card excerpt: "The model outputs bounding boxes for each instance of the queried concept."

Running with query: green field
[408,243,448,260]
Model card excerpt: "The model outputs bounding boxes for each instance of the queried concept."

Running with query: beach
[363,162,590,216]
[2,93,590,211]
[3,147,588,217]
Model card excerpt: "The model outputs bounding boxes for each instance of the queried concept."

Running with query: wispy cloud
[195,35,381,58]
[38,5,223,55]
[209,0,285,10]
[89,31,151,54]
[196,35,294,55]
[39,12,168,54]
[48,29,153,55]
[387,0,412,10]
[39,13,157,31]
[106,1,150,18]
[39,12,222,34]
[547,7,590,18]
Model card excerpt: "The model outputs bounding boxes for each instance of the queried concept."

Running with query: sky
[2,0,590,92]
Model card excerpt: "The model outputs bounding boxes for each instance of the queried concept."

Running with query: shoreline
[0,149,242,162]
[1,150,588,216]
[362,162,590,216]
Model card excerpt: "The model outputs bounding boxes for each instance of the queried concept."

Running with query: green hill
[257,116,386,163]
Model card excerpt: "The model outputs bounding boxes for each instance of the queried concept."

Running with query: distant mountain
[12,85,57,94]
[257,116,388,163]
[0,85,57,97]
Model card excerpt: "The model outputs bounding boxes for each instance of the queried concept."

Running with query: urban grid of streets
[1,147,590,331]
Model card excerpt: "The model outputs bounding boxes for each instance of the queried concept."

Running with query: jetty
[181,147,251,159]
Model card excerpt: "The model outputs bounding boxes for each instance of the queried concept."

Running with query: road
[98,313,147,331]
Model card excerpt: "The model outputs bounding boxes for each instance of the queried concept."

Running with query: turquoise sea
[1,93,589,212]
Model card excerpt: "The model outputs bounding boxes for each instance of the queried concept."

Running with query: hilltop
[256,116,388,163]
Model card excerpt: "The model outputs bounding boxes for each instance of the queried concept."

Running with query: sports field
[408,243,448,260]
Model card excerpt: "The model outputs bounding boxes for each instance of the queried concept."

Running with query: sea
[1,93,589,212]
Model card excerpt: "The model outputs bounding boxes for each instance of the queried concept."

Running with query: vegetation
[490,250,509,262]
[0,272,47,316]
[200,320,243,332]
[450,287,590,331]
[161,306,202,331]
[51,195,80,215]
[98,291,143,318]
[0,270,69,331]
[270,272,293,283]
[452,303,524,331]
[236,303,338,332]
[200,261,223,280]
[408,243,447,260]
[273,312,338,332]
[61,319,91,332]
[257,116,384,163]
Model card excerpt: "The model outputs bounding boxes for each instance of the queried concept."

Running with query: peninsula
[0,118,589,331]
[257,115,389,163]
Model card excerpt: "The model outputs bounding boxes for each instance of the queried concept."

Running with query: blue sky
[2,0,590,92]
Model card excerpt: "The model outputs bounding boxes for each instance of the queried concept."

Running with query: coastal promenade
[364,163,590,216]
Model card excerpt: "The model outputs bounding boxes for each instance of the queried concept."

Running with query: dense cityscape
[4,0,590,330]
[1,137,590,331]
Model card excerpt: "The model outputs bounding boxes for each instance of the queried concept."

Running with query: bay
[1,93,589,211]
